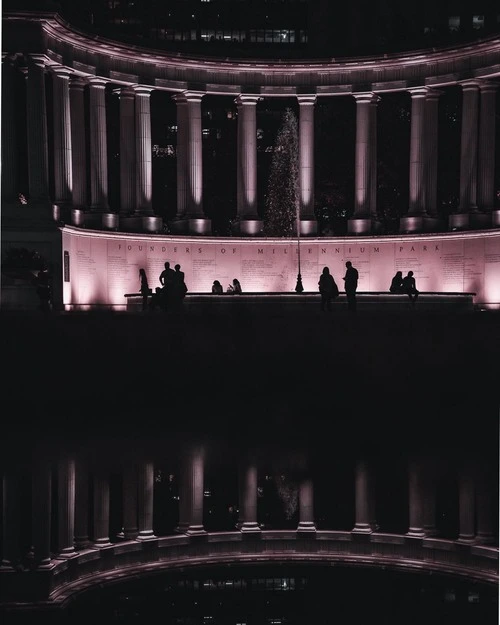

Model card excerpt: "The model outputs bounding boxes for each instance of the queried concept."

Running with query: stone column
[408,88,428,217]
[1,59,18,201]
[177,445,206,535]
[457,462,475,543]
[1,469,21,567]
[133,86,154,215]
[88,77,109,211]
[424,90,442,221]
[349,93,377,234]
[458,80,480,215]
[369,96,379,222]
[297,476,316,532]
[173,93,188,221]
[51,66,73,205]
[137,459,156,540]
[297,95,317,235]
[56,454,77,557]
[406,456,425,538]
[70,77,88,208]
[26,55,50,202]
[121,464,139,540]
[186,92,204,217]
[238,458,260,533]
[93,469,111,547]
[235,95,263,235]
[74,454,90,549]
[477,82,498,213]
[423,456,438,537]
[32,456,53,567]
[352,458,372,533]
[118,87,136,215]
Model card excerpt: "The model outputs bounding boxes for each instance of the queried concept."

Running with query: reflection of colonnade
[2,51,499,236]
[1,443,496,571]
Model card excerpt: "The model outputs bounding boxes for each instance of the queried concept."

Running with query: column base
[93,539,112,548]
[176,524,207,536]
[71,208,85,227]
[492,209,500,227]
[54,548,79,559]
[36,559,57,570]
[142,216,164,233]
[399,215,425,234]
[469,211,492,229]
[102,212,119,230]
[297,522,317,532]
[423,216,444,232]
[137,531,157,541]
[406,528,425,538]
[475,533,496,545]
[168,218,189,234]
[240,522,261,533]
[352,524,373,534]
[457,534,475,544]
[293,219,318,236]
[233,218,264,236]
[423,527,439,537]
[347,218,373,235]
[74,538,91,550]
[448,213,470,231]
[189,218,212,235]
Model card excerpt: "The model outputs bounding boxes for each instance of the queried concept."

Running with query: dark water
[63,564,498,625]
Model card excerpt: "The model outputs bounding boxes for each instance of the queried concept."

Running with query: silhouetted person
[402,270,419,306]
[35,266,51,312]
[212,280,223,294]
[318,266,339,311]
[149,287,163,311]
[232,278,242,293]
[159,261,176,311]
[389,271,404,293]
[343,261,359,312]
[139,268,151,311]
[171,263,188,311]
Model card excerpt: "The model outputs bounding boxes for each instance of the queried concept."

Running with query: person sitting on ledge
[402,270,419,305]
[231,278,242,294]
[389,270,404,293]
[212,280,223,294]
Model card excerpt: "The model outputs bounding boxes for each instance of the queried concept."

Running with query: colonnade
[1,445,496,570]
[2,54,499,236]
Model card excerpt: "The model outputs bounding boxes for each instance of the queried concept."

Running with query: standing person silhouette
[171,263,188,311]
[402,270,419,306]
[318,266,339,312]
[159,261,176,311]
[139,268,151,311]
[343,261,359,313]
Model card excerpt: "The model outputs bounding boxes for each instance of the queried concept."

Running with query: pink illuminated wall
[61,228,500,309]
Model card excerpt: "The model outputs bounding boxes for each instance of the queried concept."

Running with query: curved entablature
[3,10,500,95]
[23,532,500,608]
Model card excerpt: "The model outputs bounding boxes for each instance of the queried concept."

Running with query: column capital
[407,86,429,99]
[70,75,87,90]
[27,54,51,69]
[112,86,135,98]
[235,94,262,106]
[131,84,154,96]
[353,92,378,104]
[87,76,108,89]
[426,88,444,100]
[297,95,317,105]
[478,80,499,93]
[50,64,73,79]
[458,79,482,91]
[174,90,205,104]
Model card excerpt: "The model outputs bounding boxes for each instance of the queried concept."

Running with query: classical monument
[1,5,499,622]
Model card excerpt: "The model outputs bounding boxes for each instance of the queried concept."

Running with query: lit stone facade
[2,11,500,238]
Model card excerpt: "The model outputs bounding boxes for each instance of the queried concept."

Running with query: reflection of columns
[26,55,50,201]
[236,95,260,219]
[1,60,18,200]
[121,464,139,540]
[408,88,428,216]
[425,90,442,217]
[57,454,77,557]
[32,456,53,566]
[423,456,438,536]
[51,66,73,204]
[174,94,188,219]
[137,460,156,540]
[297,476,316,532]
[458,80,480,213]
[352,458,372,533]
[457,462,475,543]
[133,86,153,215]
[118,88,136,215]
[74,455,90,549]
[297,96,316,220]
[70,77,88,208]
[477,82,498,212]
[93,469,111,547]
[177,445,206,535]
[369,96,379,220]
[476,464,494,544]
[1,469,21,567]
[238,457,260,532]
[88,77,109,210]
[353,93,377,217]
[407,456,425,537]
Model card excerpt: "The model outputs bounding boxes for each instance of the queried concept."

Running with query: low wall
[61,227,500,309]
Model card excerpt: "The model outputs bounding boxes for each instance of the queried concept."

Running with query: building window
[448,16,460,32]
[472,15,485,30]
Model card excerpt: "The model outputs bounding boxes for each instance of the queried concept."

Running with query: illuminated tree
[263,107,299,237]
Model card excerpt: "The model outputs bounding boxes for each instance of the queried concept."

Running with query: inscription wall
[61,229,500,308]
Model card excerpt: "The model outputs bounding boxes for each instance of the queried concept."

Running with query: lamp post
[295,203,304,293]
